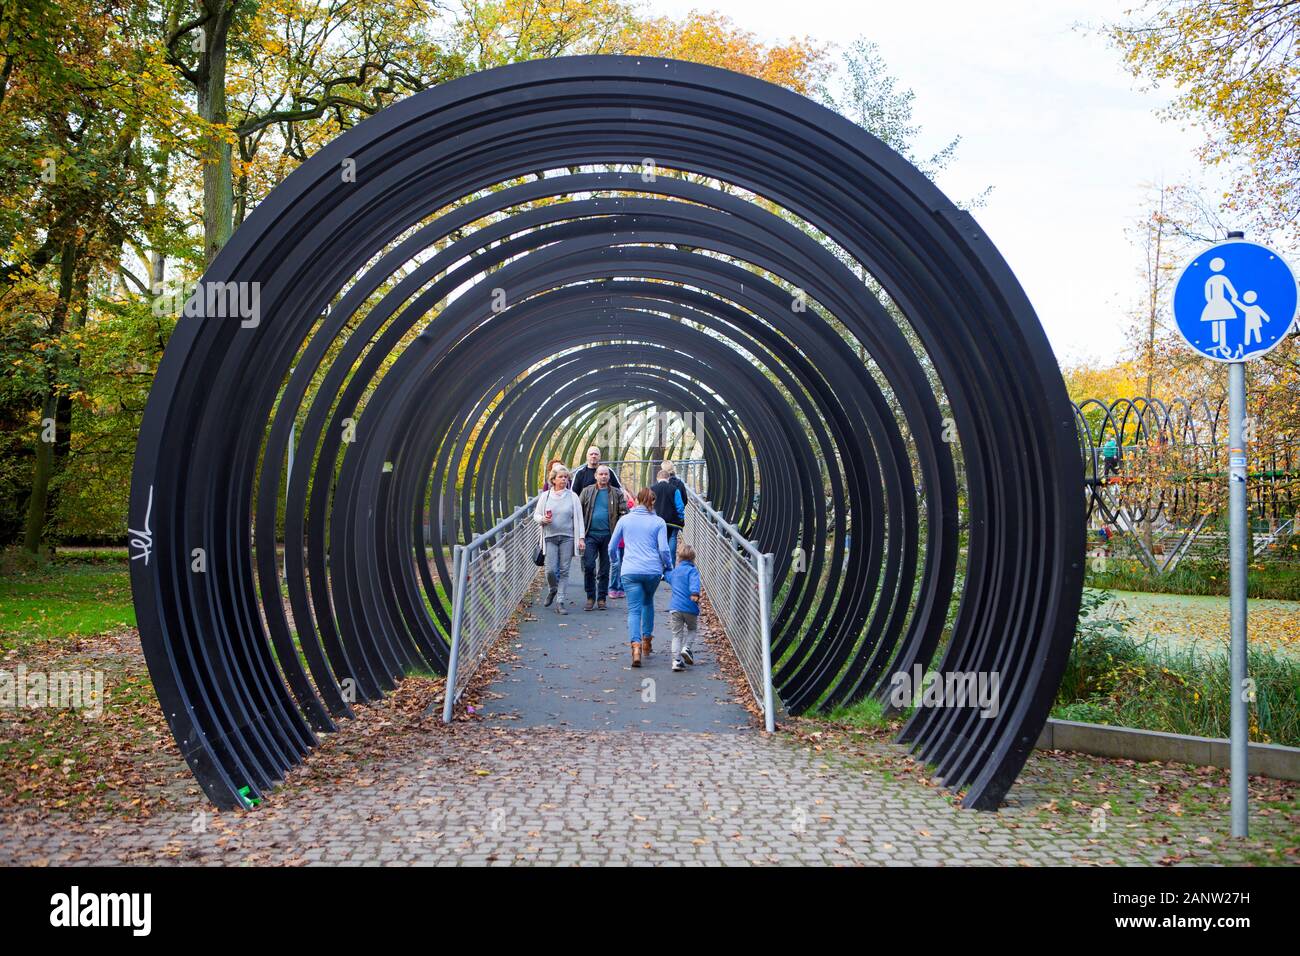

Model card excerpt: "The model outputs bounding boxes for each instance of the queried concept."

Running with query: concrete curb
[1035,719,1300,781]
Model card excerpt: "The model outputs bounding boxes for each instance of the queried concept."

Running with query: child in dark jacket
[666,544,702,672]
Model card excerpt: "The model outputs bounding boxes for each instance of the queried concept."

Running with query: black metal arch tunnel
[129,55,1083,811]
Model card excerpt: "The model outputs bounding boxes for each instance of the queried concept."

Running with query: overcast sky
[648,0,1225,366]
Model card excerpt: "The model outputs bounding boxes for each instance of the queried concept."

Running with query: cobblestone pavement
[3,576,1293,866]
[1,723,1281,865]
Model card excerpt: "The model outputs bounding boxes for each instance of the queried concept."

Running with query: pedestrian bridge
[439,470,777,733]
[128,57,1083,814]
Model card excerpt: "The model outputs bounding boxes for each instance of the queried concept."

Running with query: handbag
[533,495,546,566]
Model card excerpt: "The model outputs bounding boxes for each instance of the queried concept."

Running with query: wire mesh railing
[441,470,773,731]
[441,495,541,723]
[680,483,776,731]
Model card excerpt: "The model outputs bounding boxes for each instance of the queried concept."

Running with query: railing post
[758,551,775,733]
[442,543,470,724]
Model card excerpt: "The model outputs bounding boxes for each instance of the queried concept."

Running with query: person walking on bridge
[541,457,565,496]
[609,487,671,666]
[579,464,628,610]
[651,462,687,571]
[666,543,702,673]
[571,446,622,496]
[607,486,635,600]
[534,463,585,614]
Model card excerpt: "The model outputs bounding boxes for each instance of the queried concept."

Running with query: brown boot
[631,643,642,667]
[584,598,595,611]
[641,635,652,656]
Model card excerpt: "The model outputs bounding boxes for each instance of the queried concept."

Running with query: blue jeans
[621,573,661,645]
[665,526,681,570]
[583,533,611,600]
[610,549,623,591]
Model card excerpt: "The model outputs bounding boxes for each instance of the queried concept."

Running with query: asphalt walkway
[479,563,752,733]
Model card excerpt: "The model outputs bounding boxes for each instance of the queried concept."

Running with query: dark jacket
[571,464,621,497]
[651,477,687,529]
[580,481,628,536]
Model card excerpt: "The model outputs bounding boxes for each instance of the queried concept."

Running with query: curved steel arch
[130,56,1083,811]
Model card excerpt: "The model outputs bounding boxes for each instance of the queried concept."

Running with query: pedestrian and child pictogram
[1171,239,1299,362]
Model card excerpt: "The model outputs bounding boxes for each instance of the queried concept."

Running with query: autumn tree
[0,0,188,551]
[161,0,245,265]
[1110,1,1300,244]
[227,0,466,229]
[456,0,631,65]
[0,1,987,548]
[622,9,827,93]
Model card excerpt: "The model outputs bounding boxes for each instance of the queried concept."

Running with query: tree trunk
[51,255,91,476]
[22,238,79,554]
[149,147,170,290]
[1142,197,1164,558]
[198,0,235,265]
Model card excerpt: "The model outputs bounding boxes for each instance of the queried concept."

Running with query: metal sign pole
[1228,360,1249,837]
[1168,229,1300,838]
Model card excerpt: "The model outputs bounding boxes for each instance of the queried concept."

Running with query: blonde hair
[677,543,696,562]
[549,463,570,487]
[660,460,676,475]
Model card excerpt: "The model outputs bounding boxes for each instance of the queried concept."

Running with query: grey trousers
[669,610,698,656]
[544,535,574,604]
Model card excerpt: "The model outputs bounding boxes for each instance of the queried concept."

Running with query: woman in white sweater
[534,463,585,613]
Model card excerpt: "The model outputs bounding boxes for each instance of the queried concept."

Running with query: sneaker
[584,598,595,611]
[672,658,684,672]
[610,589,624,599]
[680,647,694,666]
[597,599,607,610]
[556,603,567,615]
[544,587,557,607]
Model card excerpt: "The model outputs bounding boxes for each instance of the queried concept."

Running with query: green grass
[808,589,1300,747]
[0,554,135,649]
[1085,556,1300,601]
[823,695,893,729]
[1053,589,1300,746]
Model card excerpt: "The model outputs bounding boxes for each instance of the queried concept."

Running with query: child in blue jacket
[666,543,702,672]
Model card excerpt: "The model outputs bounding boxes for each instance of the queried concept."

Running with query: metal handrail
[680,482,776,732]
[441,494,540,723]
[441,473,776,734]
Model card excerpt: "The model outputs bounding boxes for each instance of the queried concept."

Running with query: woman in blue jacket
[608,487,672,667]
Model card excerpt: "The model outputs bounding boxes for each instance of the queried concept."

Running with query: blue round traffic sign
[1171,240,1298,362]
